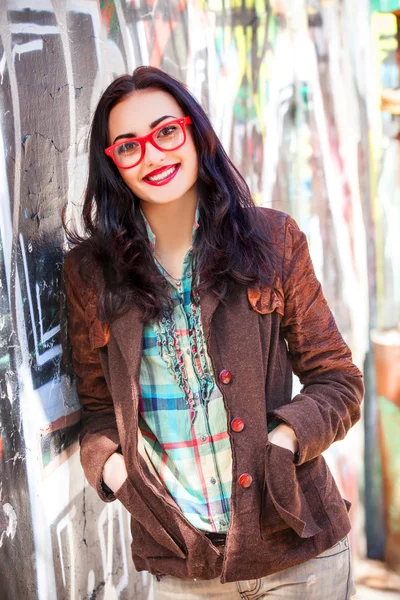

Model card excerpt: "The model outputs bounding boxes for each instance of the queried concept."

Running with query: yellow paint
[200,0,266,13]
[223,25,232,51]
[255,0,266,15]
[231,20,268,138]
[374,13,397,63]
[199,0,270,142]
[233,24,248,98]
[246,24,252,83]
[369,12,398,326]
[252,192,262,205]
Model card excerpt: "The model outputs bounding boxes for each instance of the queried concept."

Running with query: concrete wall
[0,0,391,598]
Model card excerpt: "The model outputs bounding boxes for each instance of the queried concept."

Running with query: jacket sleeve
[64,253,120,502]
[267,215,364,465]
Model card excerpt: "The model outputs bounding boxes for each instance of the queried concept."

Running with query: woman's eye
[116,141,139,155]
[157,125,178,138]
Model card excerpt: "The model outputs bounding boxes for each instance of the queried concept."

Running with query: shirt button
[238,473,253,488]
[220,519,227,527]
[231,418,245,432]
[200,435,206,442]
[210,477,216,484]
[219,369,232,384]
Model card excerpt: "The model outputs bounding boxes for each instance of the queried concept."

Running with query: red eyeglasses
[104,116,193,169]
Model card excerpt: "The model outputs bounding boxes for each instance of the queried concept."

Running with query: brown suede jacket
[64,208,364,583]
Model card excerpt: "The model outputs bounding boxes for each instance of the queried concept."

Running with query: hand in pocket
[268,423,298,456]
[103,452,128,493]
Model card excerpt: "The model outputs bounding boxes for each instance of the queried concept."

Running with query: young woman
[64,66,364,599]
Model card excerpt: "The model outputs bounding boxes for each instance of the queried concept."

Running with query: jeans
[148,536,356,599]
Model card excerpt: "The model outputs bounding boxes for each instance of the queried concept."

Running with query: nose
[143,138,166,166]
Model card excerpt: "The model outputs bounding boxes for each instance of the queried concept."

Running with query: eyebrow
[112,115,176,144]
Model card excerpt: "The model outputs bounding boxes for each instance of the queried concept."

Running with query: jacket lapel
[109,303,144,380]
[199,287,220,343]
[110,288,220,378]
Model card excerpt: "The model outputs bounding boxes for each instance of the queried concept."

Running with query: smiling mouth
[143,164,180,185]
[143,164,179,181]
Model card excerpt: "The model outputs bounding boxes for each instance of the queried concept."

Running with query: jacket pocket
[261,442,330,539]
[114,478,186,559]
[130,518,187,562]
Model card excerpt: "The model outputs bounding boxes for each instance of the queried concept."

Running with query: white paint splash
[0,502,17,547]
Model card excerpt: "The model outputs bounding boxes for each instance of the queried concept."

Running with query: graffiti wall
[367,4,400,567]
[0,0,388,598]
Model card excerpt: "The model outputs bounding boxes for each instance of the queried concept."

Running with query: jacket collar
[110,286,220,377]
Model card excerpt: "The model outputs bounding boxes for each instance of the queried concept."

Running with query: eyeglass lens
[113,122,185,167]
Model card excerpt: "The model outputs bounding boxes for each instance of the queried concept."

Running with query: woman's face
[107,89,199,207]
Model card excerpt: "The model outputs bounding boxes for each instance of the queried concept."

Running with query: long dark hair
[64,66,280,322]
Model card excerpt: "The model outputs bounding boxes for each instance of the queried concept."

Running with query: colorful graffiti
[1,0,395,597]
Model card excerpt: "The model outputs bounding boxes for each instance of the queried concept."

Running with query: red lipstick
[143,163,180,187]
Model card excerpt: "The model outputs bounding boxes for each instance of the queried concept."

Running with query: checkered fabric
[138,211,232,533]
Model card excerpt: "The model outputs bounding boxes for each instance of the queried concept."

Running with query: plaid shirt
[138,212,232,533]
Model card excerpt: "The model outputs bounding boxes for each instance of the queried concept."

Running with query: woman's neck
[140,193,198,279]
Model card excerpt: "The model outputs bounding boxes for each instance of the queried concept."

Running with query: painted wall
[0,0,391,598]
[368,6,400,567]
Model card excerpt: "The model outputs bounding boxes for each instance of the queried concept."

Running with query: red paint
[144,18,178,68]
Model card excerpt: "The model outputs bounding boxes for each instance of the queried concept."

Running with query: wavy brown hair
[64,66,280,322]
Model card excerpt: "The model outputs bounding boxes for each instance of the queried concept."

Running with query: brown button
[238,473,253,488]
[219,369,232,384]
[231,418,245,432]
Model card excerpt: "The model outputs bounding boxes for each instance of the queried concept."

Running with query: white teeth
[147,165,177,182]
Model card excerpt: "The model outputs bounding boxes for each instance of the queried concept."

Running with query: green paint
[301,83,309,108]
[100,0,119,40]
[234,80,257,121]
[0,354,10,368]
[41,448,52,469]
[379,396,400,533]
[268,10,277,47]
[371,0,400,12]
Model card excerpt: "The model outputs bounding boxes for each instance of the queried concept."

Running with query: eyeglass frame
[104,116,193,170]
